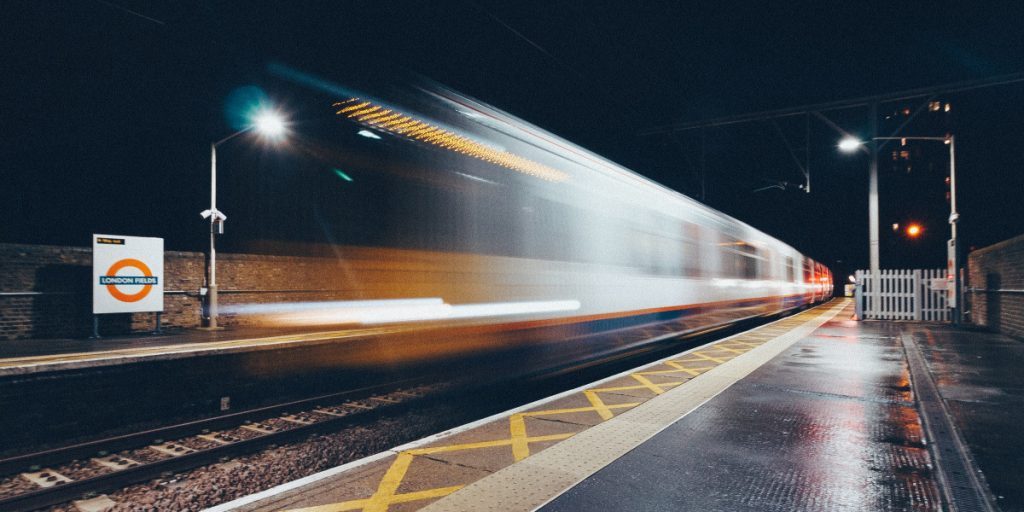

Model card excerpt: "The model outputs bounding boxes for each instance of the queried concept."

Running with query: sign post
[92,234,164,337]
[946,238,957,309]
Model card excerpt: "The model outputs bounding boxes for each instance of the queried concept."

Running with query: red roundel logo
[101,258,155,302]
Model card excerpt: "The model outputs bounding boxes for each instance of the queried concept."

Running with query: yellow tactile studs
[285,302,843,512]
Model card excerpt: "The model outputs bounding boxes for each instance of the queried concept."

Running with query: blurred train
[229,70,832,367]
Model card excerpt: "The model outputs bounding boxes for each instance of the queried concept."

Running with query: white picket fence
[855,269,951,321]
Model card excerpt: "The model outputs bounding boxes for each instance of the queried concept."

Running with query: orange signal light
[906,224,922,237]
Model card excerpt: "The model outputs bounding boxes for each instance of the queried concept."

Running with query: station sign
[92,234,164,314]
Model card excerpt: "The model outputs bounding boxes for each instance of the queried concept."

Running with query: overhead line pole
[641,72,1024,135]
[868,103,880,310]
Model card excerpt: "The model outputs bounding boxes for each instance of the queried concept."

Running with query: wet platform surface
[542,320,1022,512]
[911,323,1024,511]
[217,299,1024,512]
[542,312,941,511]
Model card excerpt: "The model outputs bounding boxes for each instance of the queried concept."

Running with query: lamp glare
[838,137,862,152]
[253,109,286,139]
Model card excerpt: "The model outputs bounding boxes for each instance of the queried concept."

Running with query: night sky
[3,1,1023,281]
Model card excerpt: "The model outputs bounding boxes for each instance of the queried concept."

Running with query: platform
[0,324,422,376]
[212,298,1023,512]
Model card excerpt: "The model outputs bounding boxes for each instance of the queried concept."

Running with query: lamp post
[839,134,960,324]
[203,109,287,329]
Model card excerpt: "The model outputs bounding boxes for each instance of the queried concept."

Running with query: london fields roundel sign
[93,235,164,314]
[101,258,156,302]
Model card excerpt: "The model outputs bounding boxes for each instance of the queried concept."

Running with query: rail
[0,379,437,512]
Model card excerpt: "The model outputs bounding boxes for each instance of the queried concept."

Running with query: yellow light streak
[336,97,569,182]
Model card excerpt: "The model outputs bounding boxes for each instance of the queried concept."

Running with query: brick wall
[0,243,361,340]
[968,233,1024,339]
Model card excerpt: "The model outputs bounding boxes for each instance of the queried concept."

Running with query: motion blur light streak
[220,298,443,316]
[221,298,581,326]
[333,98,570,182]
[443,300,582,320]
[332,168,354,182]
[454,171,498,185]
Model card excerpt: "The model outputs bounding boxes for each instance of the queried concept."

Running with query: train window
[718,235,739,278]
[739,243,758,279]
[631,230,654,272]
[785,256,795,282]
[681,222,702,277]
[719,235,759,279]
[652,232,678,276]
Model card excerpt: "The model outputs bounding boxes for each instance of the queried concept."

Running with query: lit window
[944,103,951,112]
[929,101,941,111]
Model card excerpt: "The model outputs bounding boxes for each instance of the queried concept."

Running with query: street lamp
[839,134,960,324]
[202,107,287,329]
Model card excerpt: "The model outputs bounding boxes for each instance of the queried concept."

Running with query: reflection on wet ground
[544,311,947,511]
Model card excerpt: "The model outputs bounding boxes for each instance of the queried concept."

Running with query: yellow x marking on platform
[723,339,762,348]
[629,373,672,394]
[581,385,670,420]
[291,433,579,512]
[679,351,728,364]
[709,343,747,354]
[662,360,714,376]
[509,403,638,460]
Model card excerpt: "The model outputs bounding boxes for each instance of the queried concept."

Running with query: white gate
[855,269,950,321]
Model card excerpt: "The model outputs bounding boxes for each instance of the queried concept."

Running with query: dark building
[878,99,955,268]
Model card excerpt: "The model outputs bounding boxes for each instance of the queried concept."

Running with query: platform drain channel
[901,332,994,512]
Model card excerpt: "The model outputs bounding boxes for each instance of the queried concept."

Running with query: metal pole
[700,128,706,202]
[949,135,960,325]
[868,103,880,314]
[208,143,219,329]
[804,112,811,193]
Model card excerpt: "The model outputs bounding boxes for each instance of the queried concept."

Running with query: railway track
[0,381,445,512]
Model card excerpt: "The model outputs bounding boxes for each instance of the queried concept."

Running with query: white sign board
[93,234,164,314]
